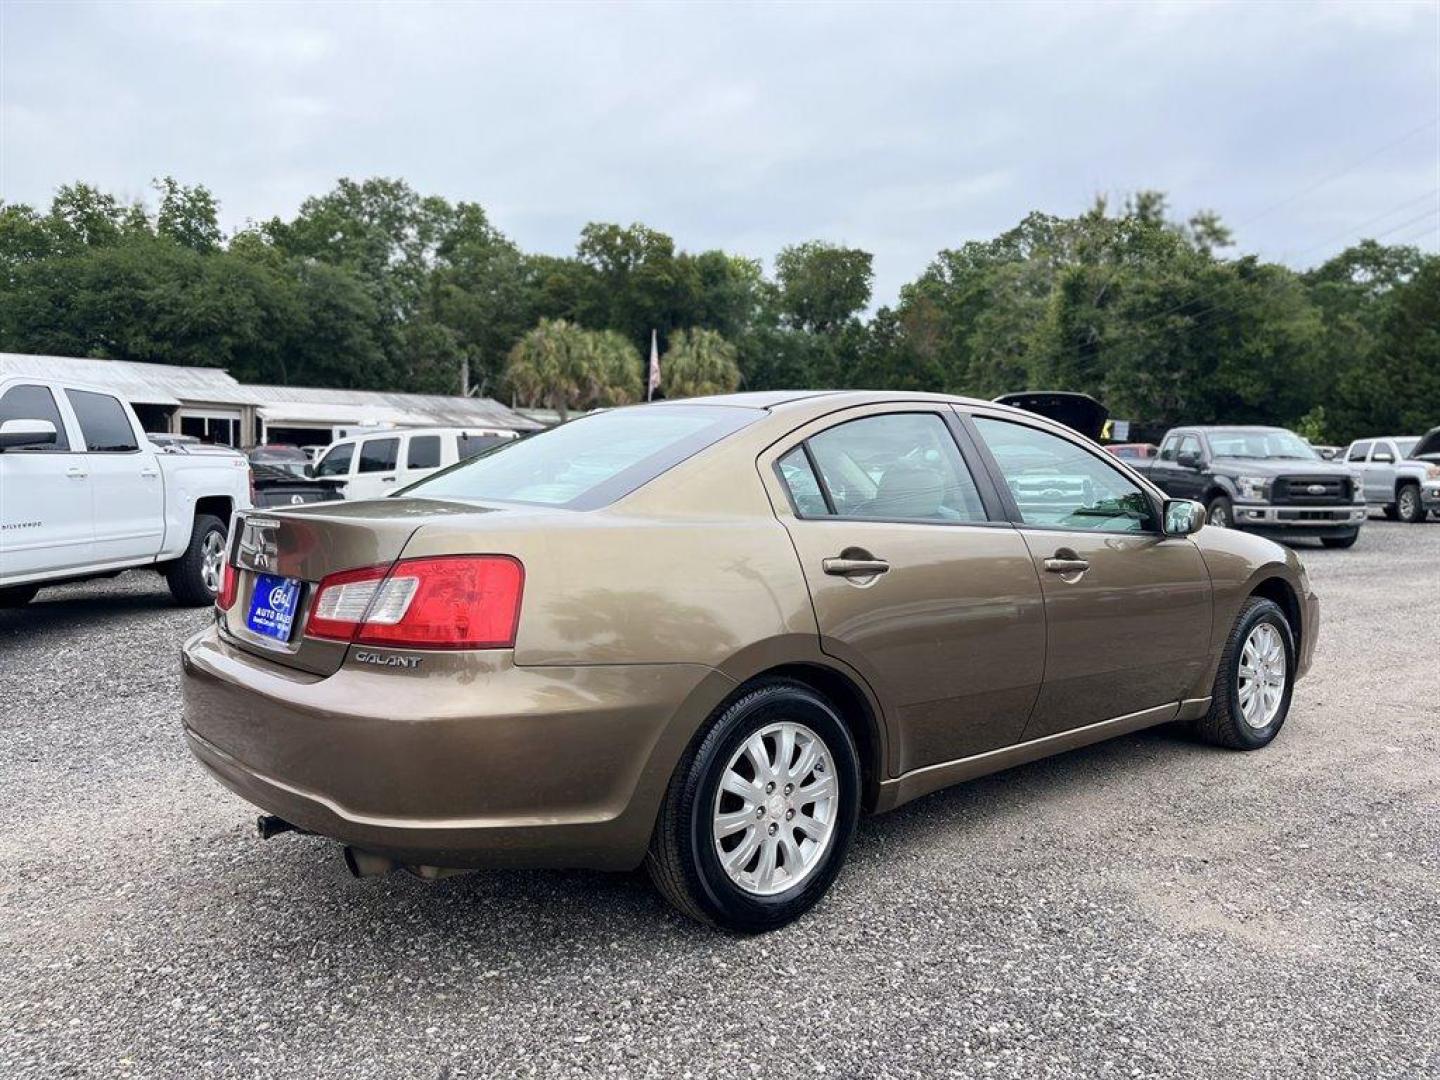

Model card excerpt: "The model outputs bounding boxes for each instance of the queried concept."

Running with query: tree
[774,241,874,334]
[661,328,741,398]
[503,318,592,421]
[154,177,222,253]
[583,330,644,406]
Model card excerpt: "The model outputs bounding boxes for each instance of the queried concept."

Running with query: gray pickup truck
[1133,425,1368,548]
[1342,430,1440,523]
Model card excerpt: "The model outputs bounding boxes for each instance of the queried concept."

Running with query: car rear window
[406,405,760,510]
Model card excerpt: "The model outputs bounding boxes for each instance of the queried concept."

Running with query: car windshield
[404,405,760,509]
[1207,430,1318,460]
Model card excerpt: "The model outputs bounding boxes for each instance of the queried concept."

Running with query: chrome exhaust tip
[342,846,397,878]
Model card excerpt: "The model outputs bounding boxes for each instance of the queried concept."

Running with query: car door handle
[1043,557,1090,574]
[380,476,397,483]
[139,468,158,479]
[823,556,890,577]
[65,467,88,480]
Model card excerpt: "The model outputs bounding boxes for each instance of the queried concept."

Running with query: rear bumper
[1233,503,1366,536]
[180,626,731,870]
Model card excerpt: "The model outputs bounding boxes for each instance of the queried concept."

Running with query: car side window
[973,417,1157,533]
[1371,442,1395,463]
[1158,435,1178,462]
[795,412,988,523]
[0,384,70,451]
[776,447,830,516]
[315,443,353,477]
[458,433,511,461]
[1347,441,1372,462]
[407,435,441,469]
[358,437,399,473]
[1177,434,1202,460]
[65,389,138,452]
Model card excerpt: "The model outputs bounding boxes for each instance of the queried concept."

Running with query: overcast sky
[2,1,1437,304]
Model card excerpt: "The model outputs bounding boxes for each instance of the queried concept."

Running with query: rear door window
[457,433,512,461]
[1346,441,1371,462]
[798,412,988,523]
[0,384,70,451]
[358,437,399,473]
[407,435,441,469]
[65,389,138,452]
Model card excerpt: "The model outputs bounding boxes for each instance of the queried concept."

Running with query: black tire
[0,584,40,608]
[1193,597,1296,750]
[1382,504,1399,521]
[1320,530,1359,549]
[646,678,861,932]
[1205,495,1234,529]
[164,514,227,607]
[1396,483,1424,524]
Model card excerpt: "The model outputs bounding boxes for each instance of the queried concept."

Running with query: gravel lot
[2,519,1436,1079]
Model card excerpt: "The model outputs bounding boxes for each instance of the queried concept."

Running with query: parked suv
[1343,430,1440,523]
[1135,426,1367,548]
[312,426,520,500]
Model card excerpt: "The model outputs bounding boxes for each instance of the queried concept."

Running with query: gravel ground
[1,519,1437,1079]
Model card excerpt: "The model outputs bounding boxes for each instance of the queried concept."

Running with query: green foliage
[661,327,741,398]
[0,175,1430,444]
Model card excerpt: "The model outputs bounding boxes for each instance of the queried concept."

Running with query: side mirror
[1372,452,1394,464]
[1163,498,1205,537]
[0,418,57,451]
[1175,449,1202,469]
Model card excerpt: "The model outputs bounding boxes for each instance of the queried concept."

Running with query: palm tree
[661,328,742,398]
[583,330,644,407]
[504,318,590,421]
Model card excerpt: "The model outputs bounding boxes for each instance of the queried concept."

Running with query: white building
[0,354,542,449]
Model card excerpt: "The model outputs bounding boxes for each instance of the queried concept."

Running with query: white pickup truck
[0,375,251,608]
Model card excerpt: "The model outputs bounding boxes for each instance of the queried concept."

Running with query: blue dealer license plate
[246,573,302,643]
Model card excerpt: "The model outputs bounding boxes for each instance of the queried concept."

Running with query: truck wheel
[646,679,861,932]
[0,584,40,608]
[165,514,227,607]
[1193,597,1295,750]
[1321,530,1359,549]
[1205,495,1234,528]
[1396,484,1424,524]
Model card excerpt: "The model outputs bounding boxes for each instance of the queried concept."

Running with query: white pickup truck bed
[0,375,251,606]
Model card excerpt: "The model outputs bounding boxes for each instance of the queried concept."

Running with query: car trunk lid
[219,498,510,676]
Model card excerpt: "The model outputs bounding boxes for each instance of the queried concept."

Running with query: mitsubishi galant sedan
[180,391,1318,931]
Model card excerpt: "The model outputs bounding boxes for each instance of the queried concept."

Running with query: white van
[311,427,521,501]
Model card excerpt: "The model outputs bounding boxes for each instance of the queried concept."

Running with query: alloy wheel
[711,722,839,896]
[1399,487,1418,520]
[200,531,226,595]
[1237,622,1287,729]
[1208,503,1230,528]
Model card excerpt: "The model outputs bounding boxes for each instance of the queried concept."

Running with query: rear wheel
[646,679,860,932]
[1320,530,1359,549]
[1193,597,1295,750]
[1205,495,1234,529]
[0,584,39,608]
[1396,483,1424,524]
[165,514,227,607]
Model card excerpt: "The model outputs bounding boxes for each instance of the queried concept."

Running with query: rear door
[966,411,1212,739]
[762,404,1045,774]
[65,388,164,564]
[347,435,401,501]
[1363,441,1397,503]
[0,382,93,577]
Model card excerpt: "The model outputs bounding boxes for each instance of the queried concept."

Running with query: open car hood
[992,392,1109,441]
[1409,426,1440,461]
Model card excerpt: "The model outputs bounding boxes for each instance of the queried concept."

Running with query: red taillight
[216,559,239,611]
[305,555,523,650]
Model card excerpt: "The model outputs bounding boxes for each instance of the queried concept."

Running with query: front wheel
[1205,495,1234,529]
[646,679,861,932]
[165,514,228,607]
[1193,597,1295,750]
[1396,484,1424,524]
[1320,530,1359,549]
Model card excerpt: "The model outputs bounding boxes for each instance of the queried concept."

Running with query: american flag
[647,329,661,401]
